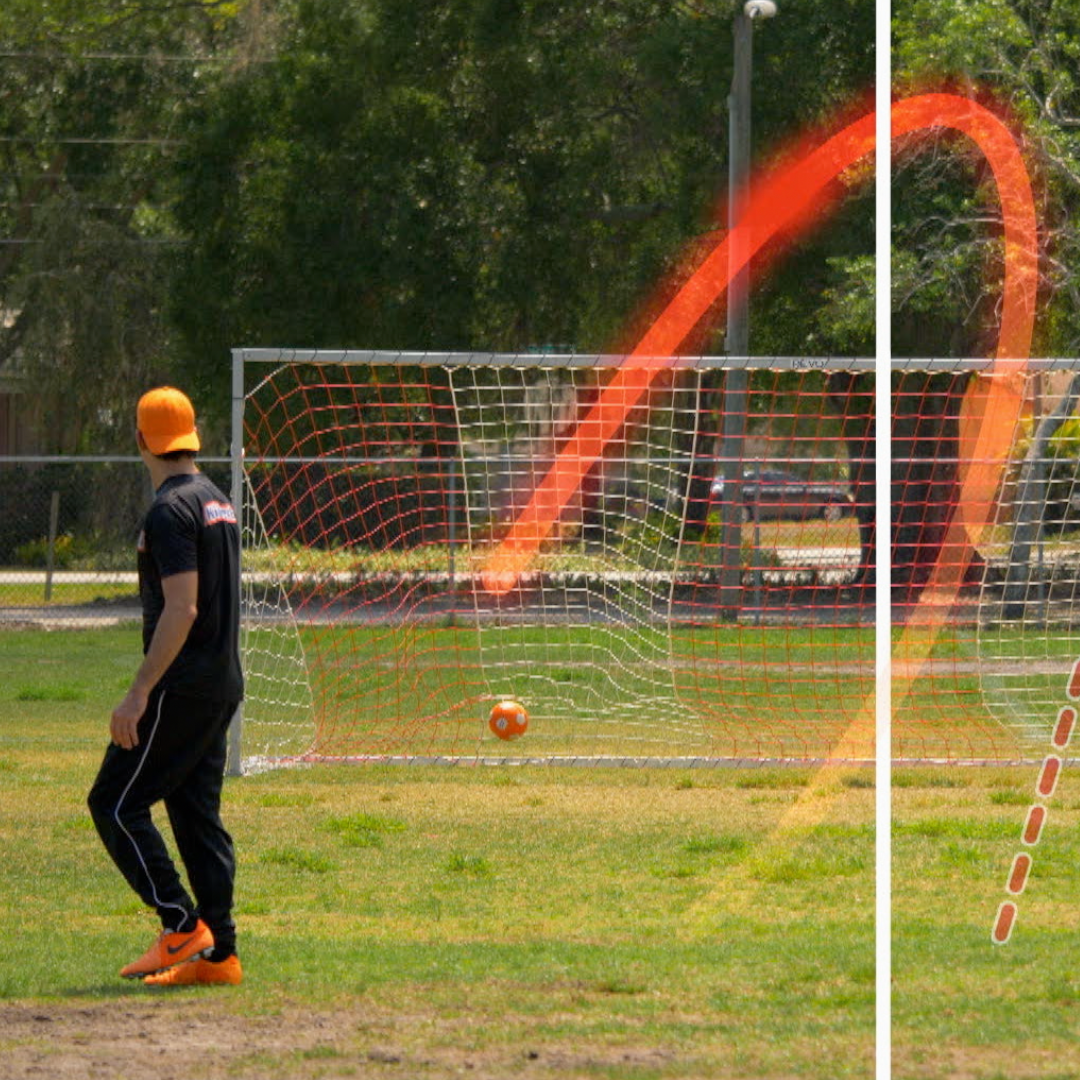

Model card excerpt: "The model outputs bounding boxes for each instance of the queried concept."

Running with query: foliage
[169,0,874,420]
[892,0,1080,358]
[12,531,87,568]
[8,0,1077,456]
[0,0,259,450]
[3,0,873,444]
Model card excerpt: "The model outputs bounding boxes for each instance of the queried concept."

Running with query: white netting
[236,351,874,766]
[235,351,1080,769]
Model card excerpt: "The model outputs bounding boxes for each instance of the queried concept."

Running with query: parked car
[709,467,855,523]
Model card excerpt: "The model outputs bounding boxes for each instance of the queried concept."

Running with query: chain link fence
[0,457,231,627]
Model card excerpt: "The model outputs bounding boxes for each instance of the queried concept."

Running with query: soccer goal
[229,349,1078,771]
[889,359,1080,764]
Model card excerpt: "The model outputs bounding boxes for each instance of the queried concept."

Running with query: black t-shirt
[137,472,244,702]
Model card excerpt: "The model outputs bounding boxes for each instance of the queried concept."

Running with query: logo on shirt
[203,500,238,527]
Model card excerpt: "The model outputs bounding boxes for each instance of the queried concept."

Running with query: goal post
[229,349,1078,772]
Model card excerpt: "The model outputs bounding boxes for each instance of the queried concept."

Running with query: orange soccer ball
[488,700,529,741]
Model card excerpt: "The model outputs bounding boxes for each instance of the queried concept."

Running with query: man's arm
[110,571,198,750]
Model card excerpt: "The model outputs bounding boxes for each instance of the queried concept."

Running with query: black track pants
[88,688,239,954]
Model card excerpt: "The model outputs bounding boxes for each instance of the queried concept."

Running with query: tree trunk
[828,372,876,592]
[828,370,984,607]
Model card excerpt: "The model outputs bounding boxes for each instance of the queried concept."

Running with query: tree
[894,0,1080,359]
[169,0,875,391]
[0,0,257,451]
[863,0,1080,601]
[164,0,877,558]
[798,3,1080,603]
[5,0,886,552]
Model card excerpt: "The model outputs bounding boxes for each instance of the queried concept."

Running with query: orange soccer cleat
[144,954,243,987]
[119,919,214,979]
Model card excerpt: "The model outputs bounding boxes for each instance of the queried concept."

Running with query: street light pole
[727,8,753,359]
[718,0,775,617]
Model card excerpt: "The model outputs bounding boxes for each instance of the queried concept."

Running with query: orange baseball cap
[137,386,201,455]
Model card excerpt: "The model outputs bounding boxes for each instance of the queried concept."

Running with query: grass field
[245,618,1048,765]
[1,628,1079,1078]
[0,581,138,606]
[241,619,878,763]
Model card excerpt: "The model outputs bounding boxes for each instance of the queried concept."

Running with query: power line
[0,172,157,181]
[0,136,182,147]
[0,202,154,211]
[0,50,237,62]
[0,50,273,63]
[0,237,187,246]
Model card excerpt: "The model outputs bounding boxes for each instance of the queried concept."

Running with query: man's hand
[110,689,149,750]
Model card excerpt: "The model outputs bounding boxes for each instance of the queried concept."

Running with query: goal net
[232,349,1078,770]
[892,360,1080,763]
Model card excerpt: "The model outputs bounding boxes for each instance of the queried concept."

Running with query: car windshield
[714,468,849,486]
[741,469,799,482]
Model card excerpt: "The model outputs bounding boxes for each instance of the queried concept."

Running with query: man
[88,386,244,986]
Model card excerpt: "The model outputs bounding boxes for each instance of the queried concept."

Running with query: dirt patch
[0,1001,356,1080]
[0,1000,727,1080]
[892,1041,1080,1080]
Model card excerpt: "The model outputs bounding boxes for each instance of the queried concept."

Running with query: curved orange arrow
[481,93,1037,596]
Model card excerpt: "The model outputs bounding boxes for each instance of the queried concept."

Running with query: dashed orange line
[1021,805,1046,846]
[992,665,1074,945]
[993,901,1018,944]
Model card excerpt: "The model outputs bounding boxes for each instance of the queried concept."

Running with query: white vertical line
[229,349,246,776]
[875,1,893,1077]
[112,691,188,928]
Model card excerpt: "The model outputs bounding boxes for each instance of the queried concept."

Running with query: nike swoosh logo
[167,934,199,956]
